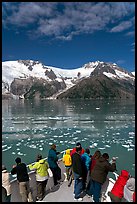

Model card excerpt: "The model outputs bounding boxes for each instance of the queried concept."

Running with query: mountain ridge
[2,60,135,99]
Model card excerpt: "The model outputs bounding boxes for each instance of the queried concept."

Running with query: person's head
[15,157,21,164]
[85,148,90,154]
[36,154,42,162]
[102,153,109,160]
[66,149,71,155]
[76,146,82,154]
[2,165,6,171]
[51,144,56,150]
[94,150,101,159]
[76,142,82,148]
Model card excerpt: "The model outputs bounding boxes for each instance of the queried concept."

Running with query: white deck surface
[42,180,93,202]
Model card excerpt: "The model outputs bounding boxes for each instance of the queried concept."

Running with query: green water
[2,99,135,177]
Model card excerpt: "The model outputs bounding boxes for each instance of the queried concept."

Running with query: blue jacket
[81,152,91,171]
[48,149,58,168]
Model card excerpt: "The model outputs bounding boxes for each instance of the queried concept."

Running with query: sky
[2,2,135,72]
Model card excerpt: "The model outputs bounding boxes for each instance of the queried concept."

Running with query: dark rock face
[23,78,66,99]
[10,77,34,95]
[45,69,57,80]
[57,75,135,99]
[90,63,116,76]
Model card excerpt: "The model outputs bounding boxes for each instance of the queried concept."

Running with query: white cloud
[2,2,135,40]
[110,20,133,32]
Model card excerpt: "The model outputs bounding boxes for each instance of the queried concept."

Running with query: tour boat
[10,150,119,202]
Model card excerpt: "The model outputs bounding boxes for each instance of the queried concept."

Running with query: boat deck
[41,179,93,202]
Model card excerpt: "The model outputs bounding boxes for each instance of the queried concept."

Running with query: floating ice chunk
[130,144,135,147]
[39,148,43,151]
[127,148,133,151]
[2,145,7,148]
[98,147,106,150]
[69,141,75,144]
[129,132,135,135]
[105,145,111,148]
[12,152,16,154]
[90,143,98,148]
[76,130,81,133]
[16,143,21,146]
[17,152,23,155]
[129,136,134,139]
[122,144,130,148]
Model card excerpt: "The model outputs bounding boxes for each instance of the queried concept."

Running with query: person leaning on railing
[11,157,33,202]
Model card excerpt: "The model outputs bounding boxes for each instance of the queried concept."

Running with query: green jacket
[29,159,49,177]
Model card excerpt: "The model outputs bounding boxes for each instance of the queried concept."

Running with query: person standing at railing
[63,149,73,187]
[2,165,11,202]
[72,146,84,201]
[123,177,135,202]
[81,148,91,190]
[70,142,85,157]
[48,144,61,186]
[89,153,116,202]
[108,169,130,202]
[11,157,33,202]
[28,154,49,201]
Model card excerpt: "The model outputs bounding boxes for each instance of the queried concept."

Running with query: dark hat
[102,153,109,160]
[76,142,81,147]
[85,148,90,154]
[15,157,21,164]
[36,154,42,161]
[2,165,6,171]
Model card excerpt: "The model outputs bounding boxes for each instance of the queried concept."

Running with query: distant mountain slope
[57,74,135,99]
[2,60,135,99]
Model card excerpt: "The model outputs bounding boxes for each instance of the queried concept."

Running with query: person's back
[123,177,135,202]
[89,153,116,202]
[81,148,91,171]
[47,144,61,186]
[11,162,29,182]
[90,150,101,172]
[29,158,49,179]
[63,149,72,167]
[48,144,58,168]
[91,153,116,184]
[11,157,33,202]
[108,170,129,202]
[29,154,49,201]
[72,146,83,201]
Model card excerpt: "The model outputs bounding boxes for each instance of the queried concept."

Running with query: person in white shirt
[124,177,135,202]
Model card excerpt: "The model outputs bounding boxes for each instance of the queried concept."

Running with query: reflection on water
[2,99,135,177]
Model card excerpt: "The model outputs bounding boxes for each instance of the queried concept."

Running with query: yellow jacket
[29,159,49,177]
[63,149,72,167]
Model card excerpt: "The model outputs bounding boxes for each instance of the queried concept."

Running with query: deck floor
[41,180,93,202]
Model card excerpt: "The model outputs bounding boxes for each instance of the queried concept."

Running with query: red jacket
[90,156,96,172]
[70,148,84,157]
[133,192,135,202]
[111,170,129,198]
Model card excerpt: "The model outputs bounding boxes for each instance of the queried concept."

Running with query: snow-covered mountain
[2,60,135,99]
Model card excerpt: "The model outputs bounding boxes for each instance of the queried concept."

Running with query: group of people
[2,144,61,202]
[2,142,135,202]
[62,142,135,202]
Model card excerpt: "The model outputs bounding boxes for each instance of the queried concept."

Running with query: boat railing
[10,149,119,183]
[10,149,69,183]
